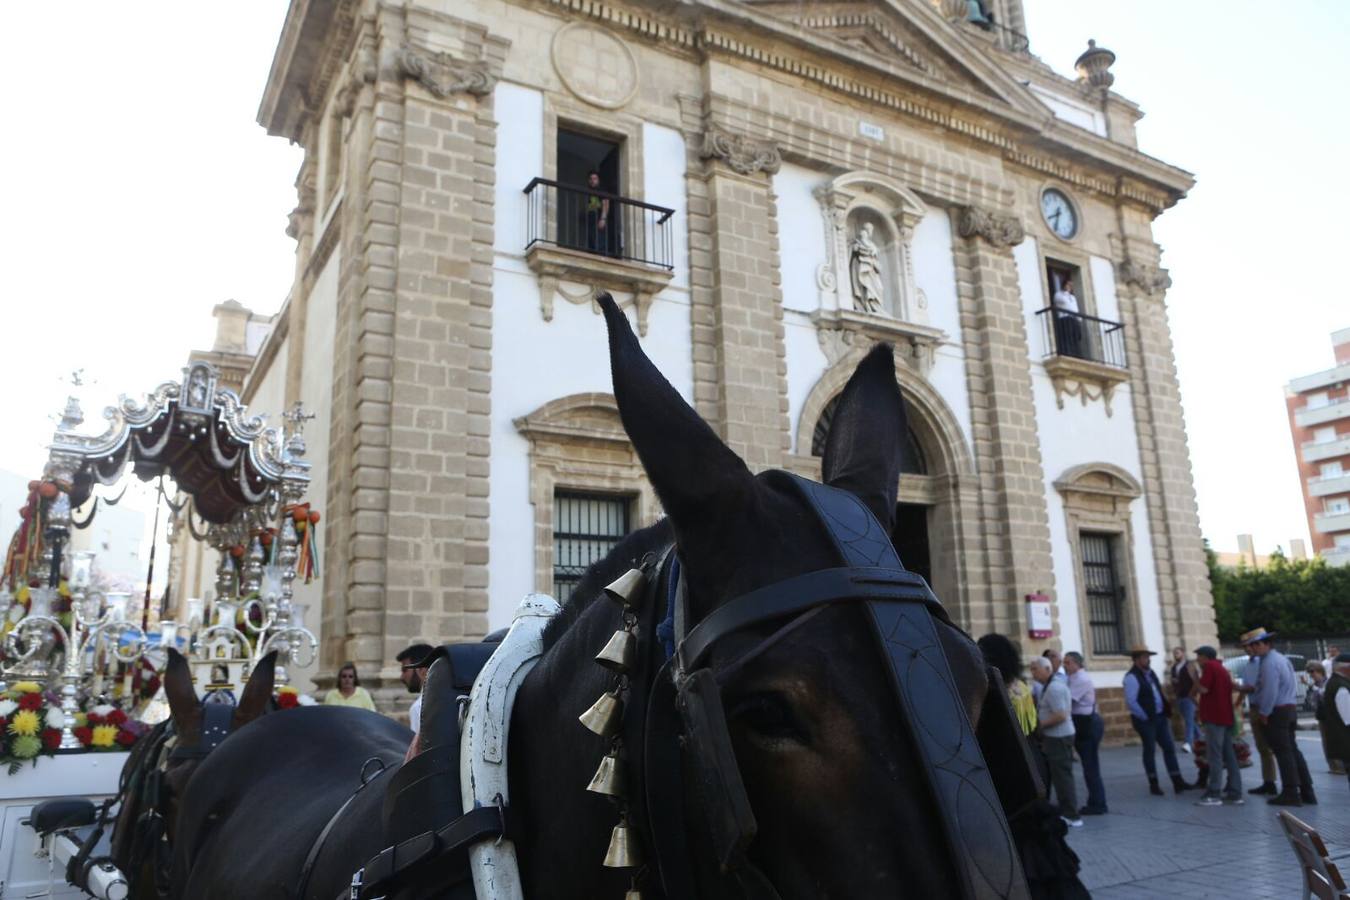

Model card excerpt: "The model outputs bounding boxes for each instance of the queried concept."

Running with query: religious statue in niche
[849,221,886,314]
[186,366,210,410]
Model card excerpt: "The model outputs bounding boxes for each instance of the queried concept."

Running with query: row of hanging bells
[579,558,652,898]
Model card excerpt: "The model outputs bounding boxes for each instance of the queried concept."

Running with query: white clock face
[1041,189,1078,239]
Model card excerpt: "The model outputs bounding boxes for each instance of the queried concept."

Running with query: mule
[134,293,1081,898]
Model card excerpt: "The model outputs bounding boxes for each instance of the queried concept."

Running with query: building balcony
[1321,545,1350,567]
[1308,472,1350,498]
[1289,362,1350,394]
[523,178,676,335]
[1034,307,1130,415]
[1302,434,1350,464]
[1313,510,1350,535]
[1294,396,1350,428]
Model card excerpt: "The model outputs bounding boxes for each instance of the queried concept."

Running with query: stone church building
[169,0,1215,716]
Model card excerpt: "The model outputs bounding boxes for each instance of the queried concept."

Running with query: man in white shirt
[397,643,434,760]
[1051,278,1083,358]
[1032,657,1082,827]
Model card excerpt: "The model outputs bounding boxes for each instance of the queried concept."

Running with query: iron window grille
[1080,532,1127,655]
[553,491,632,602]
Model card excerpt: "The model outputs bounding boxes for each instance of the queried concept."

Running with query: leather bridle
[633,471,1034,900]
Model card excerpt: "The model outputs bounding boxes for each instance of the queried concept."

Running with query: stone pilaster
[324,8,504,711]
[952,206,1058,639]
[1115,251,1216,651]
[693,125,790,470]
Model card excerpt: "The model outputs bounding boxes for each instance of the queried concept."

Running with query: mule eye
[728,694,804,743]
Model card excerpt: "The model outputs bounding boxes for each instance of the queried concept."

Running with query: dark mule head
[109,650,278,899]
[600,295,992,898]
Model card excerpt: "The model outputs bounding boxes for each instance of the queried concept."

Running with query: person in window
[584,169,611,255]
[323,661,375,710]
[1052,278,1084,359]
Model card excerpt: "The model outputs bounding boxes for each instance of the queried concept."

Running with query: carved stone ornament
[1043,355,1129,417]
[525,243,672,336]
[957,206,1025,248]
[700,128,782,176]
[551,22,639,110]
[812,309,946,376]
[1116,260,1171,297]
[395,44,495,99]
[285,204,313,240]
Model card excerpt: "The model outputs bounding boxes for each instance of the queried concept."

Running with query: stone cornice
[957,206,1025,248]
[544,0,1192,212]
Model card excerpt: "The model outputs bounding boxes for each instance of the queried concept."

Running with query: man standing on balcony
[585,169,611,256]
[1052,278,1083,359]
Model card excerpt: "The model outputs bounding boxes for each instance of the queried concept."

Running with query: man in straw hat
[1242,627,1316,806]
[1122,644,1189,795]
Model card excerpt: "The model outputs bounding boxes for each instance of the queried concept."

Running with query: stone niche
[812,171,946,373]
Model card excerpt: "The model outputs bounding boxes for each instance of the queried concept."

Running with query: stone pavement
[1064,732,1349,898]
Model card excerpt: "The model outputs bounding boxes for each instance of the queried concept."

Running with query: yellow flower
[9,709,39,737]
[15,586,29,603]
[277,686,298,696]
[91,725,118,748]
[12,681,41,694]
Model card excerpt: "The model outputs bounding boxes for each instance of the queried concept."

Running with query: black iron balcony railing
[1036,307,1127,369]
[524,178,676,270]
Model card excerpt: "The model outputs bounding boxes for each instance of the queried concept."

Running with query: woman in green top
[323,661,375,710]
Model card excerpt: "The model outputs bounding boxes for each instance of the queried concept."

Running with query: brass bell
[579,690,624,737]
[603,567,646,607]
[587,750,627,797]
[603,819,644,868]
[595,628,636,672]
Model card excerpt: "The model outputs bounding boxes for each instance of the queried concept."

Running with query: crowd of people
[979,628,1350,829]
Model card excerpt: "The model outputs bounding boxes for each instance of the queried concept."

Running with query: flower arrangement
[73,704,147,751]
[0,681,62,774]
[274,686,316,710]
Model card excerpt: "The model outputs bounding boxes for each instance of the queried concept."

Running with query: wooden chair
[1278,810,1350,900]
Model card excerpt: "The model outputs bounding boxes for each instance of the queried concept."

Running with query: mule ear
[599,292,755,551]
[820,343,907,531]
[234,651,277,729]
[163,648,201,735]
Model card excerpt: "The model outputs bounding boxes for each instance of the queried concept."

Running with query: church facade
[171,0,1215,715]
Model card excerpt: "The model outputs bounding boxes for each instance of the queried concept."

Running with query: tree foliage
[1206,541,1350,640]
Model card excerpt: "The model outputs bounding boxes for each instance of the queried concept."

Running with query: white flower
[0,700,17,718]
[45,706,65,729]
[297,694,317,706]
[91,704,116,717]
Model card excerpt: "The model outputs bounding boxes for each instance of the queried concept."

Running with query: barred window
[1080,532,1126,655]
[553,491,631,602]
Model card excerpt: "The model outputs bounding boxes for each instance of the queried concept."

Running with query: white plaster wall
[1014,240,1163,684]
[488,83,693,628]
[494,82,544,257]
[1028,84,1107,138]
[292,253,340,684]
[775,163,827,315]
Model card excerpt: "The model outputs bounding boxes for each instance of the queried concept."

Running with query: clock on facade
[1040,188,1078,239]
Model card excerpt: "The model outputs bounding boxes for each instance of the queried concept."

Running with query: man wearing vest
[1243,627,1316,806]
[1123,644,1189,795]
[1325,653,1350,792]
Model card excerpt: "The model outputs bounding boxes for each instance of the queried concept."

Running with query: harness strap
[294,759,390,900]
[353,805,510,900]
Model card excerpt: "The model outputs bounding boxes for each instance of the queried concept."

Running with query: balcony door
[557,128,622,256]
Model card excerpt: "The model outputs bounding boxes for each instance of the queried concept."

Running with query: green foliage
[1205,540,1350,640]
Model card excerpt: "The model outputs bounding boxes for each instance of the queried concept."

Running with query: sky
[0,2,1346,560]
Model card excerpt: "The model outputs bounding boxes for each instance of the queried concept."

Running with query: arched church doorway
[811,394,934,584]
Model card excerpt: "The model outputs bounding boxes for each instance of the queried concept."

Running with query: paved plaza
[1066,730,1349,897]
